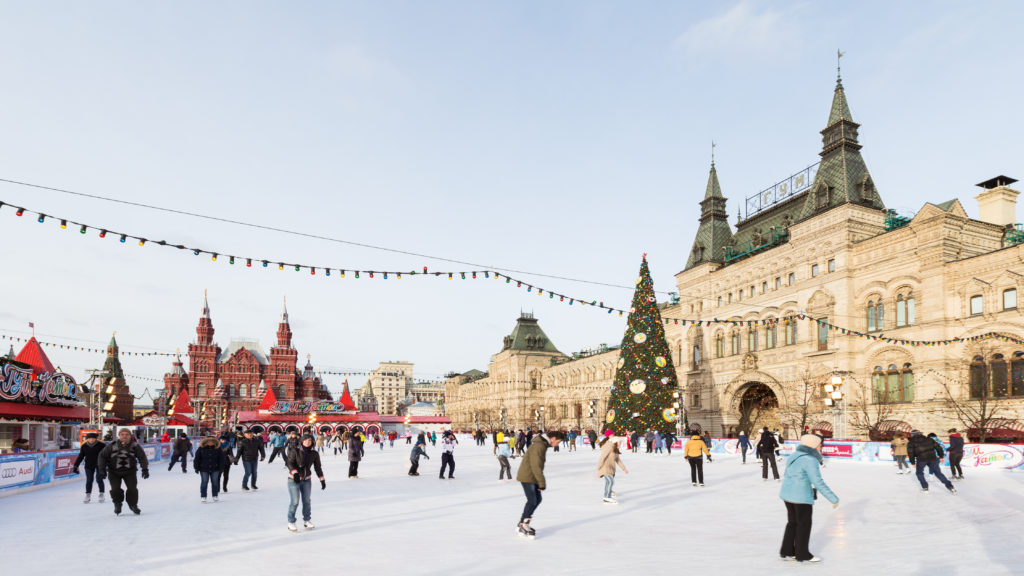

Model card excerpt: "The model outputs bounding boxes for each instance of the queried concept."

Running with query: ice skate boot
[304,521,315,529]
[287,523,298,532]
[83,494,91,503]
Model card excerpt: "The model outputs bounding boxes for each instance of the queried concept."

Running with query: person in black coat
[73,432,106,503]
[193,437,226,501]
[947,429,965,480]
[907,430,956,493]
[757,427,780,480]
[168,433,193,473]
[217,435,235,492]
[347,432,364,478]
[286,434,326,531]
[235,430,266,490]
[97,429,149,515]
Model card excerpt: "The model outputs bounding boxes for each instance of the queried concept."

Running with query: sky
[1,1,1022,401]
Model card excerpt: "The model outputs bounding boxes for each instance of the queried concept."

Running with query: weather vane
[837,49,845,81]
[711,140,716,166]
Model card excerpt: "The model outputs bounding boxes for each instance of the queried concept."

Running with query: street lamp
[823,374,846,439]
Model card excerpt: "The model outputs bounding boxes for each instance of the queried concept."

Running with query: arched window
[874,364,915,403]
[991,354,1008,397]
[692,345,701,368]
[765,320,777,349]
[969,356,986,398]
[715,333,724,358]
[871,366,885,403]
[197,383,206,397]
[731,331,741,355]
[1012,352,1024,397]
[896,293,915,327]
[784,318,798,346]
[876,301,885,329]
[748,328,758,352]
[867,300,876,332]
[901,363,914,402]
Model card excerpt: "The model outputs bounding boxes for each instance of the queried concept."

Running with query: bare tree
[737,384,778,437]
[776,366,825,436]
[846,374,902,440]
[934,357,1013,443]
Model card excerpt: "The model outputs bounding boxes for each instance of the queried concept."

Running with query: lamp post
[823,374,846,439]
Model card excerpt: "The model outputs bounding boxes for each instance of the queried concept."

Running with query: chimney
[975,175,1019,227]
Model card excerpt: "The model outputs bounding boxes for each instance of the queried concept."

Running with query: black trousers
[409,459,419,474]
[687,457,704,484]
[440,453,455,478]
[762,453,779,479]
[781,501,814,561]
[169,452,188,472]
[348,461,359,477]
[108,470,139,507]
[520,482,542,522]
[268,446,286,463]
[949,452,964,477]
[221,463,232,490]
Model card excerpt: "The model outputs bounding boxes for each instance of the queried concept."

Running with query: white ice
[2,439,1022,575]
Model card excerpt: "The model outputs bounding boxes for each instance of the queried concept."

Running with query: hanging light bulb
[120,234,127,243]
[211,253,218,262]
[246,259,252,267]
[15,208,24,216]
[138,238,146,246]
[60,219,67,229]
[37,214,45,223]
[79,225,87,234]
[99,230,107,238]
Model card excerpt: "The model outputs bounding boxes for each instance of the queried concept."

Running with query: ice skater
[409,441,429,475]
[596,431,628,503]
[947,429,965,480]
[268,430,288,463]
[235,429,266,490]
[496,436,513,480]
[587,429,598,451]
[684,434,710,486]
[440,430,458,479]
[516,430,564,538]
[218,435,235,492]
[167,432,192,473]
[892,432,910,474]
[348,431,364,478]
[193,437,225,502]
[907,430,956,494]
[97,428,149,515]
[779,434,839,563]
[73,432,106,503]
[286,433,325,532]
[757,427,780,481]
[737,431,751,464]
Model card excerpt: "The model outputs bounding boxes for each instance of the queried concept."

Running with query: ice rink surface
[2,439,1022,575]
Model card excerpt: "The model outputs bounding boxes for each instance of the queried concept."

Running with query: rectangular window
[715,338,723,358]
[969,363,985,398]
[886,372,900,403]
[970,295,983,316]
[1011,359,1024,396]
[775,277,782,290]
[717,296,723,307]
[901,371,914,402]
[748,330,758,352]
[766,325,777,349]
[731,333,740,355]
[728,293,733,304]
[811,264,820,277]
[992,363,1008,397]
[872,373,885,403]
[1004,289,1017,310]
[817,318,828,351]
[750,285,755,297]
[788,273,796,286]
[762,281,768,294]
[692,394,701,408]
[785,321,797,346]
[896,299,906,327]
[828,259,836,273]
[738,289,743,301]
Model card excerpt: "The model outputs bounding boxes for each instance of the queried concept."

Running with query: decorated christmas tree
[605,255,679,435]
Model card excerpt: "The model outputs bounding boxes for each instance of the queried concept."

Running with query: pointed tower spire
[108,331,118,350]
[282,296,289,323]
[196,291,215,346]
[685,157,733,270]
[202,289,210,319]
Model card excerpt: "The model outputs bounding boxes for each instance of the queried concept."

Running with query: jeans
[896,455,908,470]
[242,460,258,488]
[520,482,542,522]
[268,446,286,463]
[287,479,312,523]
[221,464,232,490]
[440,453,455,478]
[497,456,511,479]
[84,466,105,494]
[108,470,139,507]
[781,501,814,561]
[762,453,779,479]
[603,474,615,498]
[949,452,964,477]
[740,446,748,463]
[687,457,704,484]
[915,460,953,490]
[409,459,419,474]
[200,470,221,498]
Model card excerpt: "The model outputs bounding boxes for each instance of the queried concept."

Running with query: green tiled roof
[502,314,560,353]
[827,79,853,125]
[685,164,734,270]
[933,199,957,212]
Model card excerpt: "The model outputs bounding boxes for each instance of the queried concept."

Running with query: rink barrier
[0,441,175,497]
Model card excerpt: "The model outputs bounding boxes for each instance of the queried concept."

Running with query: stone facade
[369,361,413,415]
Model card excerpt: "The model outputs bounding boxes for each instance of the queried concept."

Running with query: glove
[141,470,150,479]
[195,469,200,474]
[707,456,713,462]
[73,467,79,475]
[260,457,265,461]
[320,479,326,490]
[293,472,301,483]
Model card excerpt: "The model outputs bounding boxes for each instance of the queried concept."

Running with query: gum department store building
[444,74,1024,440]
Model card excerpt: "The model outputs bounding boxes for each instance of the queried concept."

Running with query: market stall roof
[171,386,194,415]
[338,382,357,412]
[256,387,278,411]
[0,400,90,421]
[14,337,56,376]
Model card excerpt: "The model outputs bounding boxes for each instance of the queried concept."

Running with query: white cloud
[673,2,800,61]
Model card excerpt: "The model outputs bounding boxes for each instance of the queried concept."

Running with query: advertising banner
[0,457,37,489]
[52,452,76,477]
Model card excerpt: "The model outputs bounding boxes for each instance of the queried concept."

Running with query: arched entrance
[737,383,779,436]
[250,425,265,434]
[318,424,333,434]
[268,425,284,434]
[284,424,300,434]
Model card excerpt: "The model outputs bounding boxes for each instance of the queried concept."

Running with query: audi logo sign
[0,459,37,488]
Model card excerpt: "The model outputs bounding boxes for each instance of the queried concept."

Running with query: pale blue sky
[1,1,1021,399]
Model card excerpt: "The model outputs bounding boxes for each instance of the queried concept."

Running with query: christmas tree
[605,255,679,435]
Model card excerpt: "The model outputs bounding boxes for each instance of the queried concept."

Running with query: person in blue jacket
[779,434,839,564]
[737,431,751,464]
[268,430,288,463]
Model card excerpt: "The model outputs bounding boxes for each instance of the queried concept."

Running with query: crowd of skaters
[70,422,966,561]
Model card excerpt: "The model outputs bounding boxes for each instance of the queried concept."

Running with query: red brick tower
[268,297,298,400]
[188,290,221,402]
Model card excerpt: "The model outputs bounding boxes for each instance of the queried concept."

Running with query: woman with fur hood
[193,437,227,503]
[596,431,629,503]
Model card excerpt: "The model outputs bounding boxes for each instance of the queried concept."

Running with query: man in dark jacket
[348,432,364,478]
[168,432,193,473]
[587,429,598,451]
[285,434,326,531]
[757,427,780,480]
[97,428,149,515]
[515,431,564,538]
[73,432,106,503]
[907,430,956,493]
[193,437,226,502]
[217,435,235,492]
[235,429,266,490]
[947,429,965,480]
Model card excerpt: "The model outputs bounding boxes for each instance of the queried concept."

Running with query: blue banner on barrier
[0,442,174,495]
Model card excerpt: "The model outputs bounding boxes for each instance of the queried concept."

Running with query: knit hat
[604,430,614,438]
[85,432,99,439]
[800,434,823,449]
